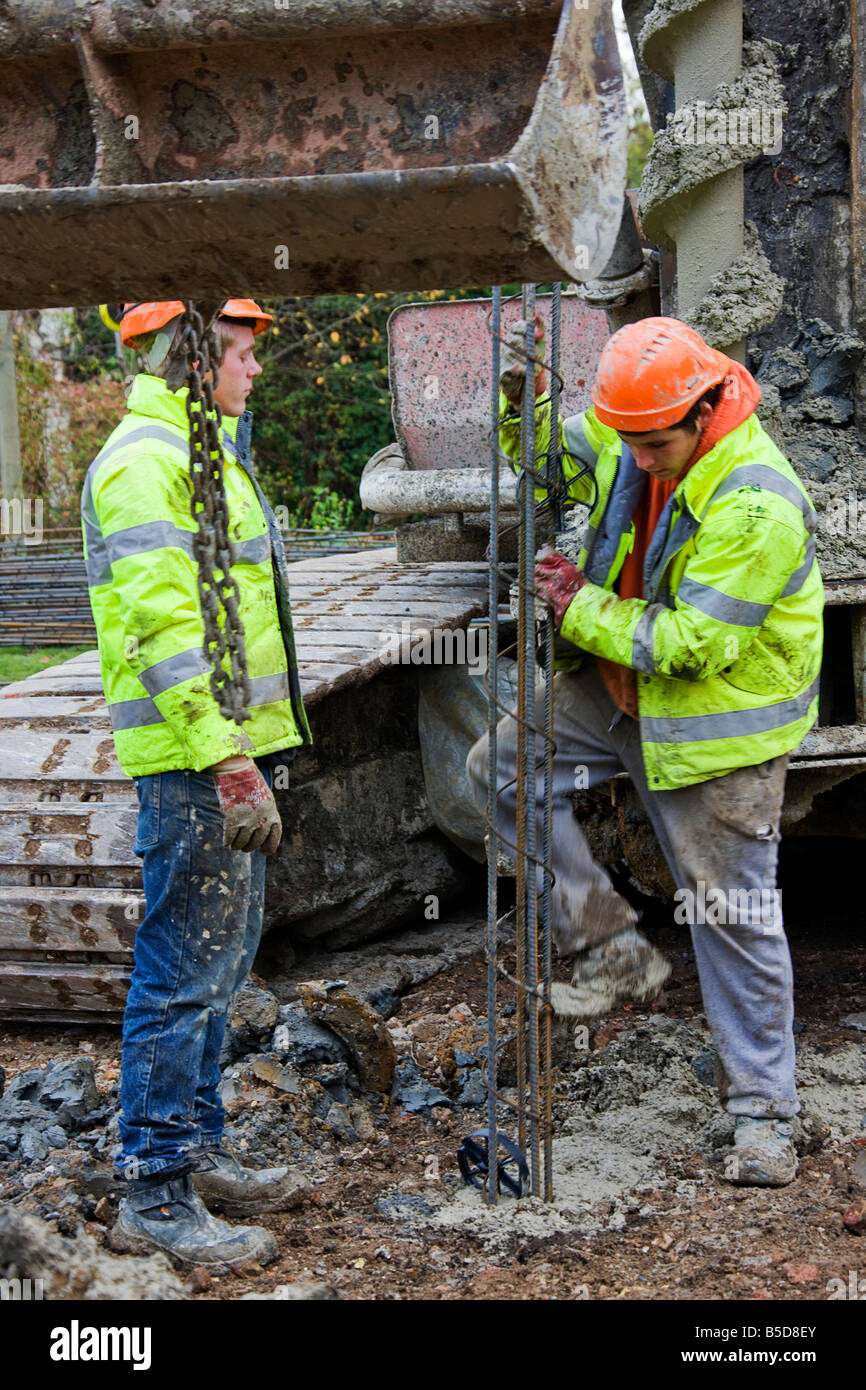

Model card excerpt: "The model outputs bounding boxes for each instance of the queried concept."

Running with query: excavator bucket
[0,0,627,307]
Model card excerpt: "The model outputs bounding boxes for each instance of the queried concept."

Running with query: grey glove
[500,316,546,405]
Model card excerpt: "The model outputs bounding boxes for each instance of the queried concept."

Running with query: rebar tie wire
[481,284,592,1202]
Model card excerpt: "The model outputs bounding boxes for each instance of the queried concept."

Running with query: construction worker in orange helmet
[468,314,823,1189]
[83,298,312,1268]
[103,299,273,389]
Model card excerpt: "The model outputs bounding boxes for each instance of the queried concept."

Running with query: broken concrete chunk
[230,981,280,1045]
[37,1059,101,1123]
[456,1070,487,1107]
[759,346,810,394]
[0,1206,186,1300]
[0,1059,104,1153]
[297,981,396,1094]
[249,1056,302,1096]
[271,1003,349,1069]
[241,1281,339,1300]
[391,1058,452,1114]
[17,1126,50,1164]
[324,1101,357,1142]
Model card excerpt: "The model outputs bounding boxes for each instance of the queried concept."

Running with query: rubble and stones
[0,1057,106,1162]
[0,1205,186,1300]
[1,899,864,1300]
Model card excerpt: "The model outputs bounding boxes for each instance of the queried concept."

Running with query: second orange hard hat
[591,316,730,433]
[118,299,273,348]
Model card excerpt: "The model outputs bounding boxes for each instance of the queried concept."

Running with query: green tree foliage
[627,117,654,189]
[250,288,497,528]
[14,317,127,531]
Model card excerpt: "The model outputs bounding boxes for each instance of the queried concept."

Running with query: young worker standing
[83,300,311,1266]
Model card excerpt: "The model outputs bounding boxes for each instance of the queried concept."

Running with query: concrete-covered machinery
[0,0,626,304]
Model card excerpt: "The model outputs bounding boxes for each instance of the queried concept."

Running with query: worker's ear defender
[99,304,124,332]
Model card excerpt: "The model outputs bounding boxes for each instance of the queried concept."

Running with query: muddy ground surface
[1,847,865,1302]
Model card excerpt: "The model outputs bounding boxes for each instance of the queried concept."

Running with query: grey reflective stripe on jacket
[84,424,274,588]
[109,670,293,732]
[676,577,773,627]
[639,676,820,746]
[82,424,189,587]
[712,464,818,532]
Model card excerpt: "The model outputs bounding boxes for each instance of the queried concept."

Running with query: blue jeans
[118,764,269,1180]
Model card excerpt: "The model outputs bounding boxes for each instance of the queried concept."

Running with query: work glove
[211,756,282,855]
[500,316,546,406]
[534,547,586,629]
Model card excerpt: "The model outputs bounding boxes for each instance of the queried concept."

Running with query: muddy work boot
[548,925,671,1020]
[192,1147,310,1216]
[112,1172,278,1269]
[725,1117,798,1187]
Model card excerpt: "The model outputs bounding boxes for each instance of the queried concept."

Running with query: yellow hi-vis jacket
[500,394,824,790]
[81,374,311,777]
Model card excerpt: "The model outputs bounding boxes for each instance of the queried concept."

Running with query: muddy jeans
[466,662,797,1119]
[117,763,270,1180]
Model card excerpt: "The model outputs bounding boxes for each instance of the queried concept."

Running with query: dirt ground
[2,845,864,1303]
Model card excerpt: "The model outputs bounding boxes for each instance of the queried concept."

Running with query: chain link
[179,302,252,725]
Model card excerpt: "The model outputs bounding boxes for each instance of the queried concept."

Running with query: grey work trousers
[466,661,798,1118]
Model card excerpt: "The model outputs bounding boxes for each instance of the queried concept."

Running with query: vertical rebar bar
[520,284,541,1196]
[514,306,529,1165]
[541,282,562,1201]
[486,286,501,1206]
[485,283,558,1205]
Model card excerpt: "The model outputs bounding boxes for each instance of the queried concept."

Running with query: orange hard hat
[591,316,729,433]
[118,298,273,348]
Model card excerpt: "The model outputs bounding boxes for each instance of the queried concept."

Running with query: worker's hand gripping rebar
[180,302,252,726]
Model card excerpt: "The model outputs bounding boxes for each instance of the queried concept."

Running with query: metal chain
[180,302,252,725]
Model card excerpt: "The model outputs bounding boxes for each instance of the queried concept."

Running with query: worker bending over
[82,300,312,1266]
[468,316,823,1187]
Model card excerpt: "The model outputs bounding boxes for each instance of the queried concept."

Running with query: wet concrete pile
[372,1013,866,1254]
